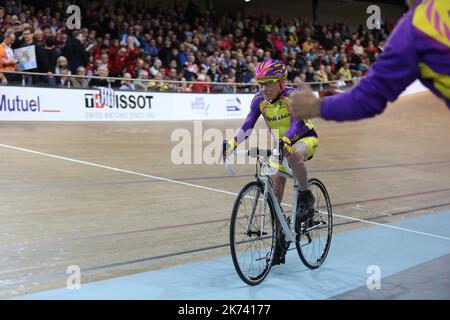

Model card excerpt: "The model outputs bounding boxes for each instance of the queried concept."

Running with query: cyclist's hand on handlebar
[224,138,237,158]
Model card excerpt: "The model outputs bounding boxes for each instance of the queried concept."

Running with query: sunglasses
[256,79,279,86]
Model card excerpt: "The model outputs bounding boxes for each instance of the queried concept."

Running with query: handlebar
[222,139,285,176]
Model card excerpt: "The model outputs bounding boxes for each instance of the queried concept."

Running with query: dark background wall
[209,0,406,28]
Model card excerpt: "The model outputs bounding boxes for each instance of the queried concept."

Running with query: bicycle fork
[245,180,269,238]
[246,187,261,236]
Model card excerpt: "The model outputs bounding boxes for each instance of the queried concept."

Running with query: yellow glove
[225,138,238,158]
[228,138,237,150]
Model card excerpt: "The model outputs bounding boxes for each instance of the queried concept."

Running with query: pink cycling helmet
[255,59,288,81]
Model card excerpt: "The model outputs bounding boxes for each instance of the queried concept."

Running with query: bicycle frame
[224,143,299,243]
[258,165,298,243]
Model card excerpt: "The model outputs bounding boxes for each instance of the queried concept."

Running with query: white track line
[332,213,450,241]
[1,143,449,241]
[0,143,237,196]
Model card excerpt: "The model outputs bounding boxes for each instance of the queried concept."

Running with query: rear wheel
[230,181,276,285]
[295,178,333,269]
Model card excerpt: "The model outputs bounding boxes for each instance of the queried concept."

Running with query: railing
[0,70,361,93]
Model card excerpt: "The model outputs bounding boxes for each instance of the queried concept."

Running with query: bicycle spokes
[230,182,275,285]
[296,178,333,269]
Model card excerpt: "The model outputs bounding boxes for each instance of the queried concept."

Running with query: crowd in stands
[0,0,394,92]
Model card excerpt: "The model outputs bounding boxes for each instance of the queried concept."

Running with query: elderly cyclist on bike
[226,59,319,265]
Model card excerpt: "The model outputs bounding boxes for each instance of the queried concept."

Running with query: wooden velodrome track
[0,91,449,298]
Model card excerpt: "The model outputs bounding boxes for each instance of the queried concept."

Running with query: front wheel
[295,178,333,269]
[230,181,276,286]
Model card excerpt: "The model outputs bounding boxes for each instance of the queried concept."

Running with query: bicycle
[223,140,333,286]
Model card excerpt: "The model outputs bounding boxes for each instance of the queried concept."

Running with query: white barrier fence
[0,80,428,121]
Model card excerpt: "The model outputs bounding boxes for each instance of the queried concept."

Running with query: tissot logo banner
[84,92,154,110]
[84,90,156,120]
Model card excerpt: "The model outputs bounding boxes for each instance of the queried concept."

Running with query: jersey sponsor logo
[265,112,290,122]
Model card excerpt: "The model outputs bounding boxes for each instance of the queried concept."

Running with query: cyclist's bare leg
[286,140,315,220]
[286,141,309,191]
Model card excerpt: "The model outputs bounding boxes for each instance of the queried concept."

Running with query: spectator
[179,77,193,93]
[353,39,364,56]
[144,38,159,58]
[55,56,71,75]
[134,69,150,91]
[343,38,353,53]
[325,65,336,82]
[150,58,163,77]
[164,67,179,92]
[150,72,170,92]
[322,31,335,50]
[286,59,300,81]
[305,65,315,83]
[90,65,110,87]
[302,36,314,54]
[177,43,188,66]
[62,31,89,74]
[159,40,174,68]
[315,64,328,82]
[184,54,198,78]
[15,26,34,48]
[191,73,210,92]
[216,75,234,93]
[207,62,221,83]
[119,72,136,90]
[33,28,44,46]
[110,42,139,77]
[71,66,90,88]
[39,35,60,86]
[99,52,109,69]
[57,66,70,87]
[0,31,17,84]
[338,63,353,81]
[365,40,378,60]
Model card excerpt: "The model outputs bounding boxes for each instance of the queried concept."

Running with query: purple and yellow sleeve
[285,118,311,141]
[233,95,262,145]
[320,10,419,121]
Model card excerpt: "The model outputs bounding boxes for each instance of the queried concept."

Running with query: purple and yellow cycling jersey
[235,87,316,144]
[321,0,450,121]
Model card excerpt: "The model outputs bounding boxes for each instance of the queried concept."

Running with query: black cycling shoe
[298,189,315,222]
[271,231,288,266]
[271,244,286,266]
